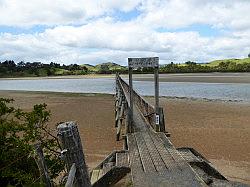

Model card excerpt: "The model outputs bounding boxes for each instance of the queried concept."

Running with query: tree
[0,98,64,186]
[185,61,196,66]
[98,64,111,74]
[17,61,25,67]
[248,53,250,58]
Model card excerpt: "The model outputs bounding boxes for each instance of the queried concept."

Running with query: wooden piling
[57,121,91,187]
[34,143,52,187]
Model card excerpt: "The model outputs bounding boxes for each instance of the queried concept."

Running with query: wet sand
[0,91,249,185]
[124,73,250,83]
[1,72,250,83]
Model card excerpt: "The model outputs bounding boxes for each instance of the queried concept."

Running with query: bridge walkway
[126,105,206,186]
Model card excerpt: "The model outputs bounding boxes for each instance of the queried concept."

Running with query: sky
[0,0,250,65]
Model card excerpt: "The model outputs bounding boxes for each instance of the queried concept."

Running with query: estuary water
[0,77,250,102]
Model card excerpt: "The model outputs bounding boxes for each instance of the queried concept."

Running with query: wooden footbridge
[57,57,248,187]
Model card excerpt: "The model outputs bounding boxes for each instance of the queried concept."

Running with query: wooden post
[159,107,166,132]
[154,59,160,132]
[57,122,91,187]
[65,163,76,187]
[34,143,52,187]
[128,67,133,133]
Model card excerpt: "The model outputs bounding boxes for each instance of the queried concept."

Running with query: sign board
[155,114,160,125]
[128,57,159,68]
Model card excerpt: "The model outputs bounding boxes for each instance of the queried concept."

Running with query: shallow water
[0,77,250,102]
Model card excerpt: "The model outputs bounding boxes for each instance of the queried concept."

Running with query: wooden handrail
[116,74,160,131]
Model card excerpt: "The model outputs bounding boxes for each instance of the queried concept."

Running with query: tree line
[0,60,88,77]
[121,61,250,74]
[1,59,250,77]
[160,61,250,73]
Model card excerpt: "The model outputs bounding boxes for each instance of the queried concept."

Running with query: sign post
[128,57,160,130]
[128,66,133,132]
[154,63,160,131]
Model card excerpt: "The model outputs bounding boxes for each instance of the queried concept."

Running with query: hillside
[83,62,126,72]
[95,62,125,70]
[205,58,250,67]
[81,64,96,71]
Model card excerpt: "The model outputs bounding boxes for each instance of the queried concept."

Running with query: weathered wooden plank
[116,152,129,167]
[177,148,201,163]
[134,132,156,173]
[92,166,130,187]
[154,132,206,186]
[156,132,186,166]
[142,132,167,173]
[127,134,145,186]
[148,131,178,171]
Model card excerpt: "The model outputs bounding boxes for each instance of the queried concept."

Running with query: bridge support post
[57,121,91,187]
[128,67,133,133]
[159,107,166,132]
[154,60,161,132]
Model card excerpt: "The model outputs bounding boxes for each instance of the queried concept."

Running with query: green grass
[81,64,97,72]
[54,68,69,75]
[205,58,250,67]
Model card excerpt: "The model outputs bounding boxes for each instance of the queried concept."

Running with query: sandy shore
[0,74,115,80]
[125,73,250,83]
[1,72,250,83]
[0,90,249,185]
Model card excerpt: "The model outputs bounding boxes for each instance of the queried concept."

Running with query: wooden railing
[115,74,166,135]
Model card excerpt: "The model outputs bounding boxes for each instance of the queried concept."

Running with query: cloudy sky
[0,0,250,65]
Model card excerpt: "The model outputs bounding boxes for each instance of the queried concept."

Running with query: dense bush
[0,98,64,186]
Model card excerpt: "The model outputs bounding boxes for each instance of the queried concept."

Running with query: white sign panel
[128,57,159,68]
[155,114,160,125]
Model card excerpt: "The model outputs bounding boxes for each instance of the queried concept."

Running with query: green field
[204,58,250,67]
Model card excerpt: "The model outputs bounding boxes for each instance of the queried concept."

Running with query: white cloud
[0,0,250,64]
[2,18,250,64]
[0,0,141,26]
[138,0,250,31]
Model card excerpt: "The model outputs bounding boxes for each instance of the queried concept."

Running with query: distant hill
[81,64,96,71]
[82,62,126,72]
[205,58,250,67]
[95,62,125,70]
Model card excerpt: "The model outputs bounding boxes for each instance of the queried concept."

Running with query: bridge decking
[127,106,205,186]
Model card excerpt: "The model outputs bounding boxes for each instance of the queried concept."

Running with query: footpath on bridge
[127,106,205,186]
